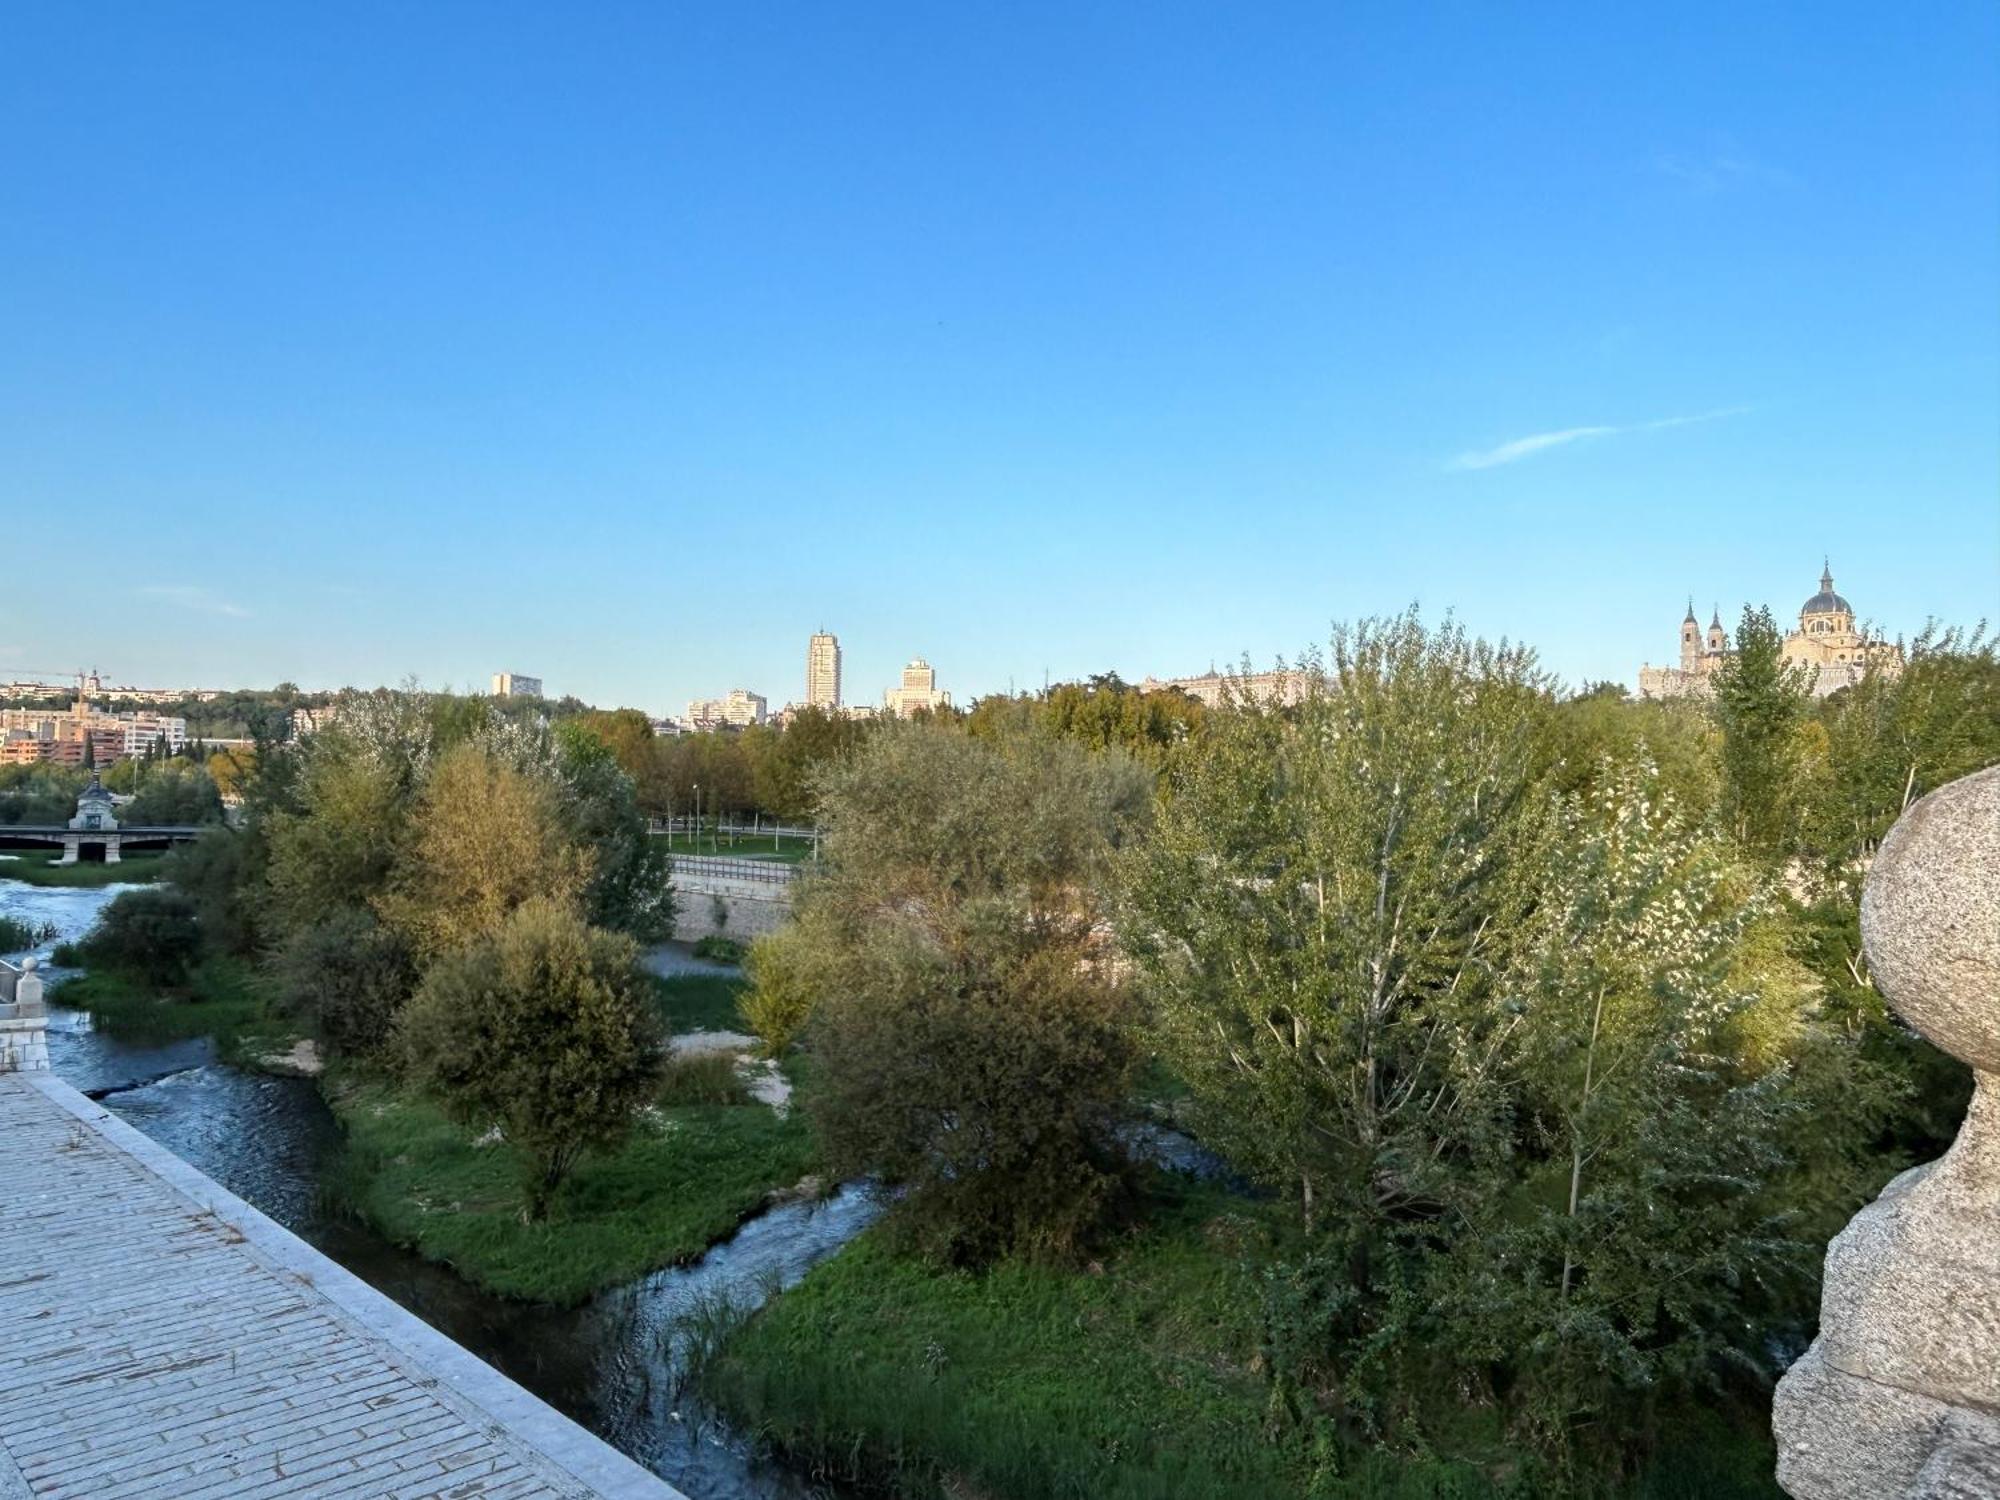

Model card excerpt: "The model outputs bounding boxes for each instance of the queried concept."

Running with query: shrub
[269,909,415,1055]
[0,917,57,955]
[85,887,203,987]
[395,898,665,1218]
[376,741,595,960]
[792,723,1151,1264]
[692,934,746,964]
[162,827,256,954]
[739,929,817,1055]
[658,1051,752,1107]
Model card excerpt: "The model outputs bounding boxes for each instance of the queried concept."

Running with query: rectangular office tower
[807,631,841,709]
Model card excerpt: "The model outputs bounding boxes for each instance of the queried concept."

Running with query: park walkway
[0,1072,682,1500]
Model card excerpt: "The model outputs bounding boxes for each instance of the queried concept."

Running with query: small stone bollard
[1772,764,2000,1498]
[0,956,50,1073]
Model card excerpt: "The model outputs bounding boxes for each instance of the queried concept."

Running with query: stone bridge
[0,962,685,1499]
[0,822,202,864]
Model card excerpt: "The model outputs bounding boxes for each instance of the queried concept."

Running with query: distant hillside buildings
[0,698,187,767]
[1639,564,1903,700]
[1136,668,1312,709]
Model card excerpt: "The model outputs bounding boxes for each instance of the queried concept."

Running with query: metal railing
[668,854,798,886]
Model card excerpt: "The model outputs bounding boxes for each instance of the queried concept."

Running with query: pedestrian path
[0,1072,683,1500]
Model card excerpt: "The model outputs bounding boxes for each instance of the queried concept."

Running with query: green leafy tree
[1712,604,1812,856]
[120,763,225,825]
[1121,612,1552,1234]
[85,887,203,987]
[752,705,868,822]
[264,748,409,941]
[739,927,819,1055]
[792,722,1151,1263]
[271,909,416,1054]
[376,741,594,961]
[1460,766,1815,1452]
[395,899,664,1219]
[551,720,676,940]
[1802,623,2000,889]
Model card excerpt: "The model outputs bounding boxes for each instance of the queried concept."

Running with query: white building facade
[883,658,951,718]
[806,632,841,710]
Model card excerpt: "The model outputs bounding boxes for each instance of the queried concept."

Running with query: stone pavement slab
[0,1073,684,1500]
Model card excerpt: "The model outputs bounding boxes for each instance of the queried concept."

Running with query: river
[1,877,872,1500]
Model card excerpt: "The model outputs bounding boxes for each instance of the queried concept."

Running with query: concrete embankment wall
[668,865,794,945]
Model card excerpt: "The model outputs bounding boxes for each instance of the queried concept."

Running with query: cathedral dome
[1802,564,1851,617]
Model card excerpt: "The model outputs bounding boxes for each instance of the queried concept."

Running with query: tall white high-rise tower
[806,631,841,710]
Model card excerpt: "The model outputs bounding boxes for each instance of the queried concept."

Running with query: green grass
[710,1185,1336,1500]
[655,831,817,863]
[648,972,752,1033]
[51,953,305,1067]
[0,848,166,887]
[328,1066,817,1305]
[707,1182,1784,1500]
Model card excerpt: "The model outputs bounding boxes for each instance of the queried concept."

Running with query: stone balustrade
[0,956,49,1073]
[1772,764,2000,1497]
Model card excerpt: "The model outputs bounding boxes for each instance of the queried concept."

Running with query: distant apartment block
[883,657,951,718]
[491,672,543,698]
[684,690,766,730]
[1135,668,1312,709]
[0,701,186,767]
[290,703,341,740]
[806,631,842,710]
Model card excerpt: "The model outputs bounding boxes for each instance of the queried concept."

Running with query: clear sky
[6,4,1996,713]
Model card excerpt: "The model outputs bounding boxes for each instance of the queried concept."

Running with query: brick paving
[0,1074,680,1500]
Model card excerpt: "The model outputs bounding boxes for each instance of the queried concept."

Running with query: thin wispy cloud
[1653,147,1798,194]
[138,585,251,619]
[1449,407,1750,472]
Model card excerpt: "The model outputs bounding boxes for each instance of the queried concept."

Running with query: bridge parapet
[0,957,48,1072]
[1772,766,2000,1497]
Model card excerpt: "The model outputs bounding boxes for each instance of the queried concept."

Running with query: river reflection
[5,877,872,1500]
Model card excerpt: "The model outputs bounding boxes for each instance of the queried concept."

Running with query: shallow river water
[2,878,872,1500]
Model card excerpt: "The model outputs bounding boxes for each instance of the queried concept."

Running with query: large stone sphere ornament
[1773,764,2000,1498]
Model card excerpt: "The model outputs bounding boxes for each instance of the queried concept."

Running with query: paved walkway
[0,1073,683,1500]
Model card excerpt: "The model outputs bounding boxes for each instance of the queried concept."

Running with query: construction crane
[9,668,93,688]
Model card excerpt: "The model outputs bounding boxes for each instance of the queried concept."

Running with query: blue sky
[5,4,1996,712]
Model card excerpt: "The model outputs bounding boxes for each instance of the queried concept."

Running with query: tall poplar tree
[1712,603,1811,856]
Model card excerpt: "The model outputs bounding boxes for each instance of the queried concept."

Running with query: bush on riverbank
[328,1066,818,1305]
[0,849,166,888]
[270,908,415,1054]
[396,900,665,1219]
[80,887,203,986]
[52,954,298,1066]
[788,724,1153,1265]
[709,1181,1785,1500]
[0,915,58,953]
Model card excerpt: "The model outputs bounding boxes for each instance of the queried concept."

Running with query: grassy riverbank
[0,849,166,887]
[51,955,303,1066]
[708,1180,1784,1500]
[328,1065,817,1304]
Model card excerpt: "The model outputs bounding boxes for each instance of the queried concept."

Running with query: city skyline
[4,6,1994,712]
[0,555,1963,724]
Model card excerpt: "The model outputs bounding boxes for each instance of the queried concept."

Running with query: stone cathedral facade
[1638,564,1903,700]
